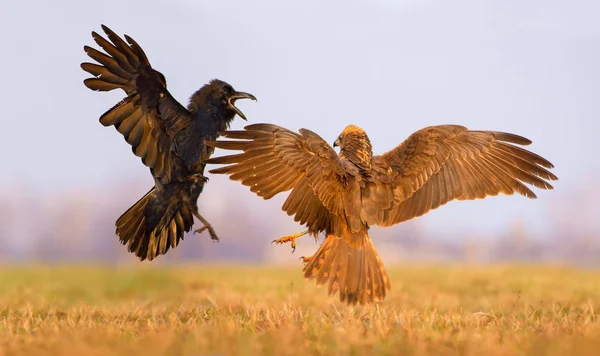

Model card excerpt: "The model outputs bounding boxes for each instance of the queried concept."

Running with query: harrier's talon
[299,256,312,264]
[272,230,309,253]
[272,237,296,253]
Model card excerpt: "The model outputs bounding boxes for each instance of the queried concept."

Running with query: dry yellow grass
[1,264,600,355]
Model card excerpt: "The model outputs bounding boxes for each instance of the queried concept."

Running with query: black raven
[81,25,256,261]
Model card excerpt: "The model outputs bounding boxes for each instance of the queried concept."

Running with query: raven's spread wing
[370,125,557,227]
[204,123,352,235]
[82,25,191,184]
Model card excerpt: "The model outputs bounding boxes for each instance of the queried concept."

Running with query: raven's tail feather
[303,231,390,305]
[116,187,194,261]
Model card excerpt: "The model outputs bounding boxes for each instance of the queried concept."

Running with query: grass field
[1,264,600,355]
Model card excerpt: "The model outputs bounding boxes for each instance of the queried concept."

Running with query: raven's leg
[192,211,219,242]
[271,230,312,253]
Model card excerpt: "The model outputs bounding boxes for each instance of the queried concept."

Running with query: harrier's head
[189,79,257,121]
[333,125,368,148]
[333,125,373,170]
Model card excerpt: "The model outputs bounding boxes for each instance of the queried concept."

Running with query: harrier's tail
[303,231,390,305]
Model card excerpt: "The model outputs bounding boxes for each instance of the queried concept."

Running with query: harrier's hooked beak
[333,138,341,148]
[227,91,257,121]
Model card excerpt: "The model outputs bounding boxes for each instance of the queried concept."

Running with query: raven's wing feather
[82,24,191,183]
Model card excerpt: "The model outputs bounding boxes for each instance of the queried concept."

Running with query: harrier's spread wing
[370,125,557,227]
[82,25,191,183]
[204,123,353,235]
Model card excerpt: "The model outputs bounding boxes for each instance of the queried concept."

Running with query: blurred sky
[1,0,599,238]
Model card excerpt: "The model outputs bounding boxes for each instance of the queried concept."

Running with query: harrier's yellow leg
[271,230,312,253]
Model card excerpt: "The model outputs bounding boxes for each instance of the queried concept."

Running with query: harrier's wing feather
[372,125,557,227]
[205,124,348,234]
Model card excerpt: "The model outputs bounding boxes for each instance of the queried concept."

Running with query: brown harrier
[204,123,557,305]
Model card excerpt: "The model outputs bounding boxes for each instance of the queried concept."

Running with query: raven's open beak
[227,91,257,121]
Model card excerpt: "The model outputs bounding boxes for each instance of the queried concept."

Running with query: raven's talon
[194,225,219,242]
[209,230,220,242]
[194,226,208,235]
[190,173,209,184]
[206,226,219,241]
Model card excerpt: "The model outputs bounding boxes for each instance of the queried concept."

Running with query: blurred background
[1,0,598,266]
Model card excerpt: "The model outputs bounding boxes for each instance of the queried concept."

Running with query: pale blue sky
[1,0,599,237]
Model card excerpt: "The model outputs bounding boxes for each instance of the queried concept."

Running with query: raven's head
[189,79,257,121]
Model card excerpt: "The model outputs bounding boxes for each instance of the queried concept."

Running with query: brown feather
[92,31,137,73]
[81,62,129,86]
[124,34,150,65]
[100,25,142,68]
[83,46,132,79]
[84,26,182,187]
[99,97,139,127]
[83,78,122,92]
